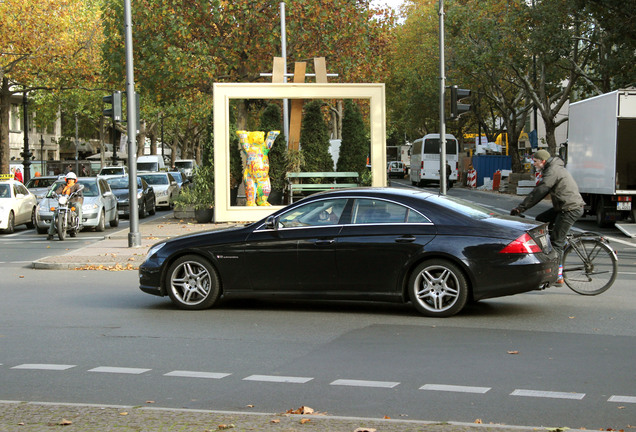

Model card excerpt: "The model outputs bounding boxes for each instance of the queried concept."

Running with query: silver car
[35,177,119,234]
[24,176,61,202]
[138,172,179,209]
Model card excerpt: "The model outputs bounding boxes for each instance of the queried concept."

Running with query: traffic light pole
[124,0,140,248]
[438,0,447,195]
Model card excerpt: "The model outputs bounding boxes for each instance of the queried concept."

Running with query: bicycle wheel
[562,238,617,295]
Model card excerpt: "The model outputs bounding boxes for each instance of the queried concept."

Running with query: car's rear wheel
[408,259,468,317]
[166,255,221,310]
[26,207,36,229]
[139,201,147,218]
[148,198,156,215]
[110,211,119,227]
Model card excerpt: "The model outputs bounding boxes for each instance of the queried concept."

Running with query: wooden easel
[271,57,329,151]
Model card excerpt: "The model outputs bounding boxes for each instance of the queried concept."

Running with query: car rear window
[426,194,498,220]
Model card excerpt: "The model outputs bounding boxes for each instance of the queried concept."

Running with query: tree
[0,0,103,174]
[337,100,369,176]
[299,101,333,173]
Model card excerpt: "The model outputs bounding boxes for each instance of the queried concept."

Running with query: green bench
[286,171,359,203]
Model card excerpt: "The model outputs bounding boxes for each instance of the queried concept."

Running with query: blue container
[471,155,511,186]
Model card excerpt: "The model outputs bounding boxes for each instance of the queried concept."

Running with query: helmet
[66,172,77,180]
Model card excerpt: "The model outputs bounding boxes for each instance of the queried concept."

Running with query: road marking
[420,384,491,394]
[331,379,399,389]
[511,389,585,400]
[164,370,231,379]
[243,375,313,384]
[88,366,150,375]
[11,364,76,371]
[608,395,636,404]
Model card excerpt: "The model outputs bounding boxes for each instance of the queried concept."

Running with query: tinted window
[107,178,129,189]
[351,199,430,224]
[140,174,168,185]
[0,184,10,198]
[175,161,193,169]
[26,178,56,188]
[78,180,99,197]
[278,199,347,228]
[423,138,458,155]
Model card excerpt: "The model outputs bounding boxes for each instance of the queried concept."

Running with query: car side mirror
[265,215,278,230]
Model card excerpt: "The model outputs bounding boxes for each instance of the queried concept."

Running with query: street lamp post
[21,92,33,183]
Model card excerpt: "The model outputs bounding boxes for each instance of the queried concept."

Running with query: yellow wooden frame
[213,82,386,222]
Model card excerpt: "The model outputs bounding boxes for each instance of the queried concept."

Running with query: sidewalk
[32,214,238,270]
[1,401,553,432]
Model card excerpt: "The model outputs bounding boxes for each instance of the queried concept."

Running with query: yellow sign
[0,173,14,180]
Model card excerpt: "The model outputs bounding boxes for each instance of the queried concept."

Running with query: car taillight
[499,233,542,254]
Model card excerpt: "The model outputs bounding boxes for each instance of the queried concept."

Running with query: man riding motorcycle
[47,172,84,240]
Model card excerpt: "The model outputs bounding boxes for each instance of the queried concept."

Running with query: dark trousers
[536,207,584,260]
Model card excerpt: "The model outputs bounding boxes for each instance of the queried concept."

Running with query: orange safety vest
[62,182,75,195]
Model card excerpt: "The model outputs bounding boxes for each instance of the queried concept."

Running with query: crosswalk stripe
[164,371,230,379]
[243,375,313,384]
[88,367,150,374]
[331,379,399,389]
[420,384,490,394]
[511,389,585,400]
[11,364,76,371]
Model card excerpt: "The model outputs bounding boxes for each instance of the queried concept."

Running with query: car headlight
[137,191,144,199]
[145,242,166,260]
[83,203,98,211]
[157,190,168,197]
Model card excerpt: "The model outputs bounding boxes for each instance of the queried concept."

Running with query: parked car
[36,177,119,234]
[138,172,179,209]
[387,161,406,178]
[106,176,156,218]
[139,187,558,317]
[24,176,61,202]
[168,170,188,189]
[97,166,128,179]
[0,179,37,233]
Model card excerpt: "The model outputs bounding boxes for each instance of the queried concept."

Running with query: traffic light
[103,91,122,122]
[450,85,471,119]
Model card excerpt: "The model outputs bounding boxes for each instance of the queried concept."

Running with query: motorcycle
[50,185,84,241]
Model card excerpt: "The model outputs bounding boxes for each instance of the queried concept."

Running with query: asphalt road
[1,186,635,430]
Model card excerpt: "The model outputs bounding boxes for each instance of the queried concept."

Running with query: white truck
[567,90,636,235]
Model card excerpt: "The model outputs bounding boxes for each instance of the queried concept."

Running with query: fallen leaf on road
[270,419,280,424]
[119,412,128,416]
[286,406,315,415]
[246,404,254,408]
[354,428,377,432]
[19,275,24,278]
[59,419,72,425]
[146,401,155,404]
[474,419,483,424]
[218,424,235,429]
[507,351,519,355]
[383,415,391,419]
[300,418,311,424]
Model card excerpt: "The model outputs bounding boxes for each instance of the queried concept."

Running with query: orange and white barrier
[535,172,542,185]
[467,169,477,188]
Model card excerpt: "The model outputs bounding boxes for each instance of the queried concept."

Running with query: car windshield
[100,168,123,175]
[170,172,183,182]
[0,184,10,198]
[140,174,168,185]
[426,194,498,219]
[26,178,57,188]
[107,178,129,189]
[77,180,99,197]
[175,161,193,169]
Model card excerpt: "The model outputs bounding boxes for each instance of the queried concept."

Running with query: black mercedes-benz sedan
[139,187,557,317]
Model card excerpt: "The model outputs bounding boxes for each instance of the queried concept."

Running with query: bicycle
[561,231,618,295]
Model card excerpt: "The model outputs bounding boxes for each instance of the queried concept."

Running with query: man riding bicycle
[511,150,585,283]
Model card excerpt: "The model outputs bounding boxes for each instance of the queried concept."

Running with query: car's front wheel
[166,255,221,310]
[95,209,105,232]
[408,259,468,317]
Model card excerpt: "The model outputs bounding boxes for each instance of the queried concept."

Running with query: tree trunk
[0,77,12,175]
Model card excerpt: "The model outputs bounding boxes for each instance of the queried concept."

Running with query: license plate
[539,236,548,250]
[617,202,631,211]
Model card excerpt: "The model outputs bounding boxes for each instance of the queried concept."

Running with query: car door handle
[315,239,335,245]
[395,236,416,243]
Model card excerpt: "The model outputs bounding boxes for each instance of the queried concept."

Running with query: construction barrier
[467,169,477,188]
[492,170,502,191]
[535,172,542,185]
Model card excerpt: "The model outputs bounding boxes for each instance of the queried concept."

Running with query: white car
[97,166,128,179]
[138,172,179,209]
[0,179,38,233]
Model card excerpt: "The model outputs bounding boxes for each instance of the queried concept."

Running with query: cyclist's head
[532,150,550,171]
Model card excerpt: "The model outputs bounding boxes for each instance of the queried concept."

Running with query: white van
[173,159,197,180]
[409,133,459,187]
[137,155,165,172]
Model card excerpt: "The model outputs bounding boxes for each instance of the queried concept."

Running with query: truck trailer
[567,90,636,235]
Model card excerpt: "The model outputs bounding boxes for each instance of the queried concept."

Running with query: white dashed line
[511,389,585,400]
[164,370,231,379]
[243,375,313,384]
[608,395,636,404]
[88,366,150,375]
[331,379,399,389]
[11,364,76,371]
[420,384,491,394]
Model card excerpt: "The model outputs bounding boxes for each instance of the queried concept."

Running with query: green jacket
[518,157,585,213]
